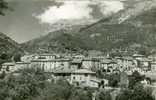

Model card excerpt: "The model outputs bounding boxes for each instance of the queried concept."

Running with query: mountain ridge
[22,2,156,56]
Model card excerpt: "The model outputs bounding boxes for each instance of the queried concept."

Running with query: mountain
[0,32,24,63]
[22,1,156,56]
[22,29,89,54]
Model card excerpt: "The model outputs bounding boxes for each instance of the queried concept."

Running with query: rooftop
[133,54,145,57]
[2,62,15,66]
[83,57,99,61]
[71,59,82,64]
[72,69,96,74]
[16,62,31,64]
[38,54,57,56]
[31,58,71,62]
[101,59,117,64]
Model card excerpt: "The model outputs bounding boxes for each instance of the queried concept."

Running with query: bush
[116,84,154,100]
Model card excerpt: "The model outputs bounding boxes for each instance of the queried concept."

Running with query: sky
[0,0,135,43]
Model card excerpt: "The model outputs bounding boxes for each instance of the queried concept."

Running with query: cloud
[35,0,124,25]
[36,1,93,24]
[99,1,124,16]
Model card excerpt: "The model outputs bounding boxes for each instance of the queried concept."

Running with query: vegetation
[116,84,154,100]
[98,90,112,100]
[0,68,92,100]
[0,32,24,65]
[13,53,22,62]
[0,0,9,16]
[128,71,145,89]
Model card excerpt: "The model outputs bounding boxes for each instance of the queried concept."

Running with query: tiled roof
[133,54,145,57]
[52,67,74,74]
[83,57,99,61]
[123,57,133,61]
[31,59,71,62]
[90,78,101,83]
[2,62,15,66]
[138,58,152,62]
[16,62,30,64]
[101,59,117,64]
[72,69,96,74]
[71,59,82,63]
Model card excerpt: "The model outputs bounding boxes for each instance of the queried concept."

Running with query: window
[0,66,2,71]
[73,76,75,80]
[85,74,88,77]
[6,66,9,71]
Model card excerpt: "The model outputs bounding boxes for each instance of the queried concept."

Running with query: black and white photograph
[0,0,156,100]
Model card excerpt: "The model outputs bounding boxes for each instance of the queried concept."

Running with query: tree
[13,53,22,62]
[129,71,145,89]
[0,67,93,100]
[108,73,120,87]
[0,67,50,100]
[0,0,9,15]
[131,84,154,100]
[116,89,132,100]
[0,53,9,60]
[116,84,154,100]
[70,88,92,100]
[98,90,112,100]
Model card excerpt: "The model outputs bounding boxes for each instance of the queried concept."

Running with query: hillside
[22,3,156,56]
[22,29,89,54]
[0,32,24,63]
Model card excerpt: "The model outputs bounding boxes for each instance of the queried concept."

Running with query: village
[1,53,156,92]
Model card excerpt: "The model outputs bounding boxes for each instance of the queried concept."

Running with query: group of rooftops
[2,53,154,67]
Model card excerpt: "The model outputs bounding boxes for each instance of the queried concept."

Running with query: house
[15,62,31,72]
[71,59,82,70]
[151,61,156,72]
[52,67,74,82]
[116,57,135,71]
[1,62,15,73]
[35,54,57,60]
[70,69,99,88]
[132,54,145,60]
[21,54,35,62]
[73,54,85,59]
[31,59,71,72]
[1,62,30,73]
[100,59,112,72]
[82,58,100,71]
[137,58,152,71]
[100,59,118,73]
[53,68,102,88]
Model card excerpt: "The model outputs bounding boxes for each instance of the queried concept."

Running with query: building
[73,54,85,59]
[71,59,82,70]
[1,62,30,73]
[52,67,74,82]
[15,62,31,72]
[82,58,100,71]
[1,62,15,73]
[53,68,101,88]
[100,59,112,72]
[21,54,35,62]
[132,54,145,60]
[100,59,118,73]
[116,57,135,71]
[70,69,99,88]
[151,61,156,72]
[137,58,152,71]
[35,54,57,60]
[31,59,71,72]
